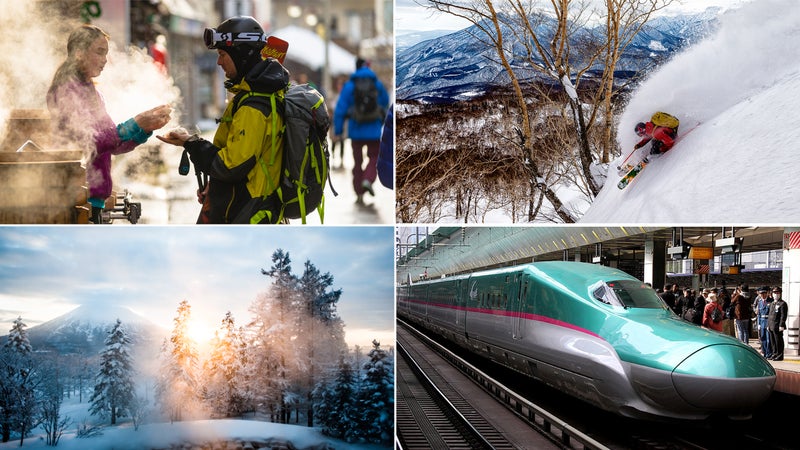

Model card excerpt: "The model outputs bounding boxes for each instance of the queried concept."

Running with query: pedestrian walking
[333,58,389,204]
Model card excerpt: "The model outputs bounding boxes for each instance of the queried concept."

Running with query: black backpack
[232,84,336,224]
[349,77,384,123]
[710,306,722,323]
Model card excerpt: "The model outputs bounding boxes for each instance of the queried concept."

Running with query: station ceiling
[396,226,786,282]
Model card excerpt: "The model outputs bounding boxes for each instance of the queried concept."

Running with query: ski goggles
[203,28,266,49]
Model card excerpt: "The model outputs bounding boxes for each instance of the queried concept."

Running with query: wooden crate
[0,152,86,224]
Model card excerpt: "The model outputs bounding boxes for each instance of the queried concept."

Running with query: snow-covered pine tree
[315,355,357,440]
[89,319,136,425]
[0,317,35,443]
[297,259,347,427]
[156,300,201,422]
[255,249,302,424]
[203,311,246,418]
[5,317,32,355]
[355,340,394,444]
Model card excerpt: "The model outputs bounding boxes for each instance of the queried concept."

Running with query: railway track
[396,340,499,449]
[397,319,608,450]
[399,318,799,450]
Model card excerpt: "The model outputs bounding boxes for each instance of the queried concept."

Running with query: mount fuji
[23,304,165,356]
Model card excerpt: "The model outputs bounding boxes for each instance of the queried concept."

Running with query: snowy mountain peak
[396,10,719,103]
[25,303,165,355]
[56,303,151,328]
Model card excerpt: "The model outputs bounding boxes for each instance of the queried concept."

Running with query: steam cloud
[0,1,182,147]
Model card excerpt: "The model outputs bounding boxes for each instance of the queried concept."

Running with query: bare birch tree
[425,0,674,200]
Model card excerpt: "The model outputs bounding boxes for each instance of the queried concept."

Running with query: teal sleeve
[117,118,152,144]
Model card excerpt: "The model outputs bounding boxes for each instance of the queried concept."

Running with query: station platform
[749,338,800,396]
[770,357,800,395]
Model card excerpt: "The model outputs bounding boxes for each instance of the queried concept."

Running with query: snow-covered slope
[396,10,717,102]
[582,0,800,223]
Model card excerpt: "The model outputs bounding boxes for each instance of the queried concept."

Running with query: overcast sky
[396,0,756,35]
[0,226,395,349]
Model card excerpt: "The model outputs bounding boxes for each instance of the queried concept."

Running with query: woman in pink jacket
[47,24,171,223]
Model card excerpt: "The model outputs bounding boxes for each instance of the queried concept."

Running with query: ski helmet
[204,16,267,80]
[634,122,646,136]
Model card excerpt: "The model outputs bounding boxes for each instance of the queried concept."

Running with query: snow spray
[617,0,800,152]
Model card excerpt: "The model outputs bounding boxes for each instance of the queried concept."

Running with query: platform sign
[688,247,713,260]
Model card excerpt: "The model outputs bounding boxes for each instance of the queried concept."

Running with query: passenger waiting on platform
[698,288,710,306]
[661,284,676,312]
[753,287,773,359]
[676,287,691,317]
[702,292,724,332]
[683,289,705,325]
[672,284,686,317]
[767,286,788,361]
[731,284,753,344]
[718,286,735,337]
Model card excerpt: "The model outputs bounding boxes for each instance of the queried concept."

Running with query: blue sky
[0,226,395,349]
[396,0,756,34]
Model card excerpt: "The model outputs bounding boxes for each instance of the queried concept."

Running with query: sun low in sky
[0,226,395,350]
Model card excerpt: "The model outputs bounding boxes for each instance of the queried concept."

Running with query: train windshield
[592,280,665,309]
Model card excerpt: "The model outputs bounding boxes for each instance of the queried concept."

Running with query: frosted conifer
[89,319,136,425]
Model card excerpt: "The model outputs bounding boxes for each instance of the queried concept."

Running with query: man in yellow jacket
[159,16,288,223]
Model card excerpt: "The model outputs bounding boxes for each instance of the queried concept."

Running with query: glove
[183,138,216,172]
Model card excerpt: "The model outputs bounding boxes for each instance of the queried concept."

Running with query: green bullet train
[397,261,776,420]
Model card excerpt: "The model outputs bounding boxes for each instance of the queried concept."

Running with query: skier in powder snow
[633,120,677,157]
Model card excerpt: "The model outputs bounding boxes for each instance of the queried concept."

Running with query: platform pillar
[644,237,666,290]
[782,229,800,357]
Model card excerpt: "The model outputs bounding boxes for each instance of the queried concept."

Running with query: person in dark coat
[767,286,788,361]
[377,104,393,189]
[731,284,752,344]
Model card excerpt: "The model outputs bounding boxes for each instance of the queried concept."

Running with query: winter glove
[117,118,152,144]
[183,138,218,173]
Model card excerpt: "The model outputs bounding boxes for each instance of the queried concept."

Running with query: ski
[617,159,648,190]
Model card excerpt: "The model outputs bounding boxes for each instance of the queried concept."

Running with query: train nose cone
[672,344,776,411]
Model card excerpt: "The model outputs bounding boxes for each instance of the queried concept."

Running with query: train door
[464,275,478,338]
[512,275,529,340]
[455,279,466,332]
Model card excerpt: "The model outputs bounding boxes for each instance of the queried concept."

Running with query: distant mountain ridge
[397,9,720,103]
[22,304,166,356]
